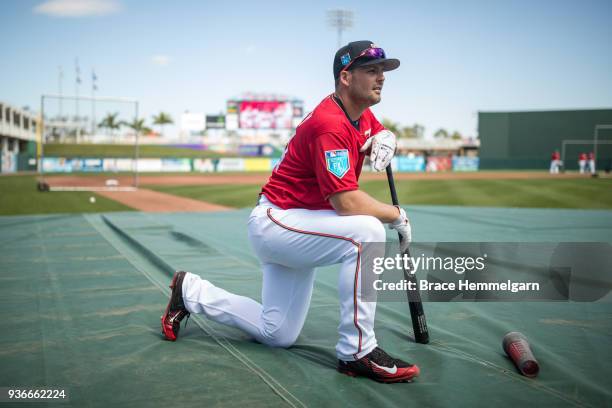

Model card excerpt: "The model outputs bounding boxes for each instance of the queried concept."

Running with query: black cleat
[338,347,420,383]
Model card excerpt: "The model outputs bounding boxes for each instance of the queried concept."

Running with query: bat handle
[386,166,400,206]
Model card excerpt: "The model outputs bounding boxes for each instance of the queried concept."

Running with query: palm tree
[401,126,416,139]
[152,112,173,138]
[98,112,122,136]
[392,123,425,139]
[381,118,401,136]
[451,131,463,140]
[434,128,449,139]
[123,118,152,136]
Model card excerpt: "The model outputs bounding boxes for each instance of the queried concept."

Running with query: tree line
[97,113,464,140]
[98,111,173,137]
[382,118,464,140]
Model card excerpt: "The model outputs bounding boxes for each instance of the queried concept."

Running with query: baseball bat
[386,165,430,344]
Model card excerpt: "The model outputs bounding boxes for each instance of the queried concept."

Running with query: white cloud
[34,0,121,18]
[151,55,171,66]
[245,45,257,55]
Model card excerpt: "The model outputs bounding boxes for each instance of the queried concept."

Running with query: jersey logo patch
[325,149,350,179]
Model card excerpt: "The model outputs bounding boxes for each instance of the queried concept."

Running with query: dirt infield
[41,171,599,212]
[96,189,231,212]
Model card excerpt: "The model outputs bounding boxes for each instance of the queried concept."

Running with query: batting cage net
[37,94,140,191]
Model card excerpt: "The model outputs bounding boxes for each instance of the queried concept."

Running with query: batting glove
[360,129,397,172]
[389,206,412,253]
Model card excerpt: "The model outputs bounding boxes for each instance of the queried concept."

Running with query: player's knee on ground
[259,321,299,348]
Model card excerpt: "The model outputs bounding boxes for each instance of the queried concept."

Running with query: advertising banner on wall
[79,158,104,172]
[217,158,245,172]
[452,156,480,171]
[1,151,18,173]
[135,159,163,172]
[238,145,262,157]
[426,156,453,172]
[244,158,271,172]
[38,154,479,174]
[238,144,278,157]
[103,158,133,172]
[160,158,191,172]
[42,158,103,172]
[397,156,426,172]
[193,158,216,172]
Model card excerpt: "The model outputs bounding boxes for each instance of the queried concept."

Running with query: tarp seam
[84,213,307,408]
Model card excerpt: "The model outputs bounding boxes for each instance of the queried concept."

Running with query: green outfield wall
[479,109,612,170]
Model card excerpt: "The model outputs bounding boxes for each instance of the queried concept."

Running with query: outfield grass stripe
[149,184,262,208]
[149,178,612,209]
[3,175,612,215]
[0,175,134,215]
[500,179,612,208]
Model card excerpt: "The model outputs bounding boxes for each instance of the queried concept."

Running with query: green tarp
[1,207,611,407]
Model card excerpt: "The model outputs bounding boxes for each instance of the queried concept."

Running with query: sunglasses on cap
[341,47,386,73]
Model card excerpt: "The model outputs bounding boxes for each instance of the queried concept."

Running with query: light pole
[327,9,354,48]
[91,69,97,137]
[75,58,81,143]
[58,66,63,120]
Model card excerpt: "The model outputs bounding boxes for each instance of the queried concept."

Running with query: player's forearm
[329,190,399,223]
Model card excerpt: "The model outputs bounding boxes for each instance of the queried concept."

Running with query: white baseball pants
[181,195,385,360]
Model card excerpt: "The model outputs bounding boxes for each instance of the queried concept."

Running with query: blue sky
[1,0,611,138]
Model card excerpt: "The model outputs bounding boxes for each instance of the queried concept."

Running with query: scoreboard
[226,96,303,130]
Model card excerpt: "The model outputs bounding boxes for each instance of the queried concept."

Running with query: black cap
[333,40,400,80]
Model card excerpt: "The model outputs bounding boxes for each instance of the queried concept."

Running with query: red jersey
[579,153,587,161]
[552,152,560,160]
[261,94,385,210]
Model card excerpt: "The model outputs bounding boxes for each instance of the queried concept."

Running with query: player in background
[579,152,587,174]
[162,41,419,383]
[550,151,561,174]
[588,152,596,175]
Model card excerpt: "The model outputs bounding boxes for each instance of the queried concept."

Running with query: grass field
[0,175,134,215]
[149,183,264,208]
[150,178,612,209]
[43,143,234,158]
[2,174,611,216]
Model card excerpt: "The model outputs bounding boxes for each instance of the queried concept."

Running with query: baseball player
[162,41,420,383]
[588,151,596,175]
[579,152,587,174]
[550,151,561,174]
